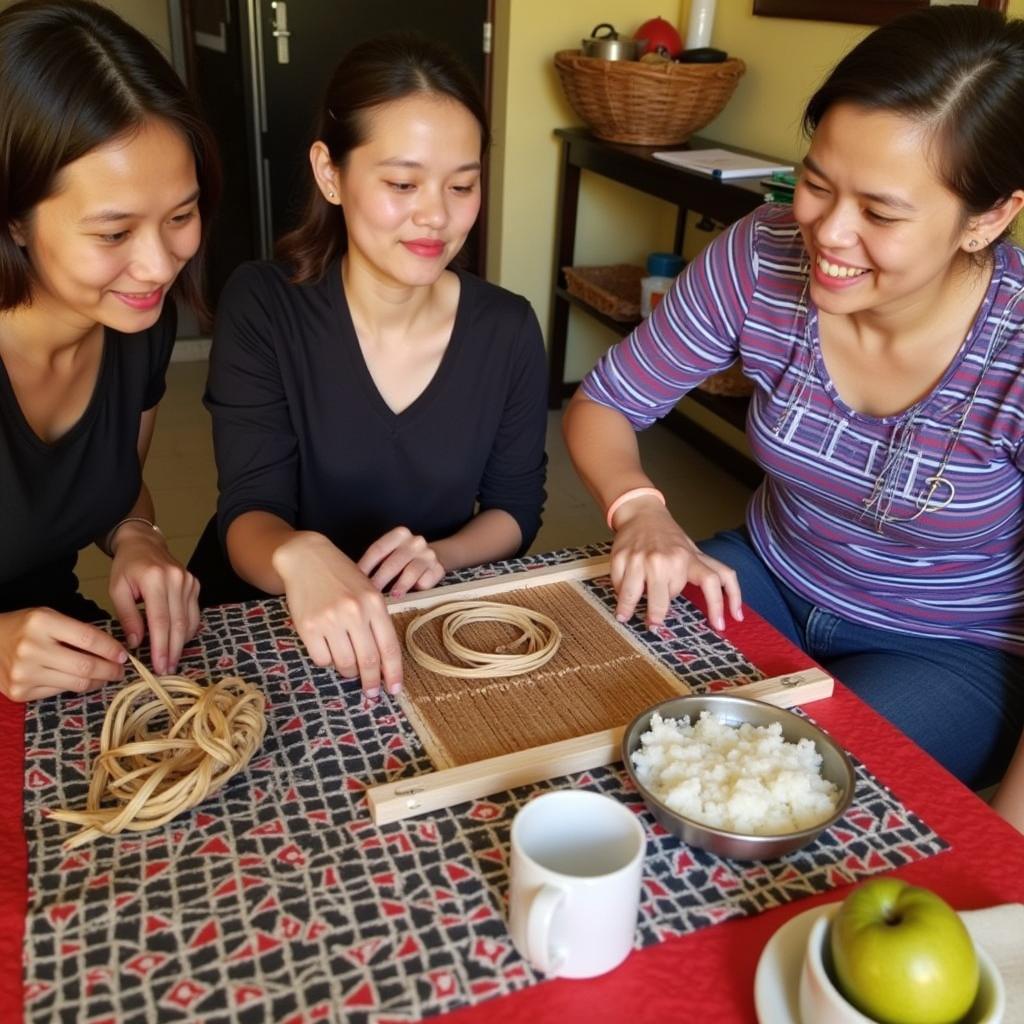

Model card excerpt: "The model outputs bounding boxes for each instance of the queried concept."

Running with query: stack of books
[652,148,793,179]
[761,170,797,205]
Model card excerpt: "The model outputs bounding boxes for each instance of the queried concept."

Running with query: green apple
[829,878,979,1024]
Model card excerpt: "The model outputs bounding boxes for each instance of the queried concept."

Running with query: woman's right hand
[0,608,128,702]
[609,498,743,631]
[273,532,403,697]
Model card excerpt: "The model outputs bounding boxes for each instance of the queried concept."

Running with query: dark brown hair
[0,0,222,317]
[804,5,1024,242]
[277,33,488,284]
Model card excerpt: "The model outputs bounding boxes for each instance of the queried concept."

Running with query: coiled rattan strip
[405,600,562,679]
[50,656,266,850]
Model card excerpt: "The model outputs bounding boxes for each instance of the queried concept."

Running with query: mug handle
[526,884,568,975]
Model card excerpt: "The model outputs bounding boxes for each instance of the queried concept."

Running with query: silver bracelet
[103,516,163,557]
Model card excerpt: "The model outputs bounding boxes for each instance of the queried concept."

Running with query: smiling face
[792,103,976,321]
[14,116,200,335]
[327,93,482,289]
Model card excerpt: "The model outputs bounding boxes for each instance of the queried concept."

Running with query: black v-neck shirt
[204,260,548,566]
[0,303,175,615]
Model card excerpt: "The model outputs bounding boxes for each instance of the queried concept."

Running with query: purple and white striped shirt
[582,204,1024,653]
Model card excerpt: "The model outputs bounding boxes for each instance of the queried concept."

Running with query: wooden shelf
[555,285,640,334]
[548,128,772,485]
[555,286,752,435]
[687,387,750,433]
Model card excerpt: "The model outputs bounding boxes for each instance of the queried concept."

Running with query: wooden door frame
[168,0,495,279]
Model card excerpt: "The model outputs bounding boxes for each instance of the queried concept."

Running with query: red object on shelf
[635,16,684,58]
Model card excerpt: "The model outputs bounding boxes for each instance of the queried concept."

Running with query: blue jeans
[699,528,1024,789]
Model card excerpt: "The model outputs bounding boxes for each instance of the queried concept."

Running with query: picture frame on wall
[753,0,1006,25]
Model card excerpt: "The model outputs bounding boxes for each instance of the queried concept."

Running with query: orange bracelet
[605,487,666,530]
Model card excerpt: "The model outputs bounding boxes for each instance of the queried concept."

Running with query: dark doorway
[179,0,493,310]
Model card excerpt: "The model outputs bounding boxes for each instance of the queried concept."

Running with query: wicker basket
[698,361,753,397]
[563,264,644,321]
[554,51,746,146]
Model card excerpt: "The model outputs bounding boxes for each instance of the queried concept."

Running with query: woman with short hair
[0,0,221,701]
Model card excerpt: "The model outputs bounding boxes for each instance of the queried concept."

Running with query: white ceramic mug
[508,789,646,979]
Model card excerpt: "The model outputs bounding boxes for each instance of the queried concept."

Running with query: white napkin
[960,904,1024,1022]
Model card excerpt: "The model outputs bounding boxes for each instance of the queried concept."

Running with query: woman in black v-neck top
[0,1,220,702]
[195,36,547,698]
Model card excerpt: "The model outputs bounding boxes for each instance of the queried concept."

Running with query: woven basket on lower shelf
[554,50,746,146]
[562,264,644,321]
[698,361,753,397]
[563,265,753,397]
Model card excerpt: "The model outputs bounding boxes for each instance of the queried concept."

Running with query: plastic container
[641,252,684,316]
[685,0,717,50]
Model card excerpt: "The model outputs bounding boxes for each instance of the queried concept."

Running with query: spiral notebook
[653,148,794,180]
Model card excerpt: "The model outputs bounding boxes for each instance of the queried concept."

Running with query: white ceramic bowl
[799,906,1005,1024]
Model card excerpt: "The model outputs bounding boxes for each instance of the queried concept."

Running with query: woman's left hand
[358,526,446,599]
[108,523,200,674]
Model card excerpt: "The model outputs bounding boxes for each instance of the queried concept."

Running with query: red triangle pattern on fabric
[228,930,282,962]
[196,836,232,856]
[189,919,220,949]
[342,981,378,1009]
[395,935,422,960]
[46,903,78,927]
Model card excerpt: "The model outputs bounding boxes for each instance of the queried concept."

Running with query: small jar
[641,252,684,317]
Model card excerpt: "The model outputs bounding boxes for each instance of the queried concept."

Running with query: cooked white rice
[631,710,840,835]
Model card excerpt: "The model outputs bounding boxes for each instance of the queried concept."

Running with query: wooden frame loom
[368,556,832,824]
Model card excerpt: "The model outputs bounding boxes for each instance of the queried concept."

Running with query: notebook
[653,148,794,180]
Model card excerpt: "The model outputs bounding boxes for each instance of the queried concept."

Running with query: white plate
[754,902,1005,1024]
[754,902,840,1024]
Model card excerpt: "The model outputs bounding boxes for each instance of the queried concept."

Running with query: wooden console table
[549,127,779,486]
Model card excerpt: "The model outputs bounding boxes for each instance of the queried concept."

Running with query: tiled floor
[78,360,753,613]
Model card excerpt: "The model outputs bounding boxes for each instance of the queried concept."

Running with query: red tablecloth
[441,592,1024,1023]
[1,585,1020,1023]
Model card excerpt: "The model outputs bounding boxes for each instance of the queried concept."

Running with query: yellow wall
[692,7,866,162]
[488,0,1024,381]
[0,1,172,55]
[488,1,679,380]
[103,0,171,55]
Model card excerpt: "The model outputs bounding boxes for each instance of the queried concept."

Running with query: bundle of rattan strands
[405,600,562,678]
[50,656,266,850]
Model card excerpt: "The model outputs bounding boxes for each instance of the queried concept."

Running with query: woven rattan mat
[393,581,687,767]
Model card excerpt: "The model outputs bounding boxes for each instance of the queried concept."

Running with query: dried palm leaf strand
[406,601,561,678]
[50,656,266,850]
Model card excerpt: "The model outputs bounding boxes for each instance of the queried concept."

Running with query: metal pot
[580,23,647,61]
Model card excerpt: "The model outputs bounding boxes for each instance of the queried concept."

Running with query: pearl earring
[328,190,336,200]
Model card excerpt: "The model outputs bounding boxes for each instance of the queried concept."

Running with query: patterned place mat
[21,546,948,1024]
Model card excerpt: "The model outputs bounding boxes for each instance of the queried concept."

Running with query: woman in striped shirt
[564,5,1024,807]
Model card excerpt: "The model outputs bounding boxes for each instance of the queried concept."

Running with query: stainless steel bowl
[622,694,855,860]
